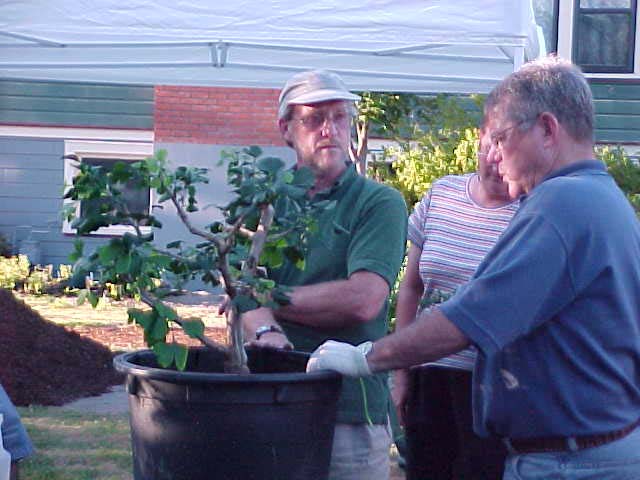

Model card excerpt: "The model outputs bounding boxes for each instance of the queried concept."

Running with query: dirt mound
[0,289,122,406]
[69,324,228,352]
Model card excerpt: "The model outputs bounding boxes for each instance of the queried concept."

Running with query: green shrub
[386,253,406,333]
[0,255,30,289]
[385,127,478,207]
[58,264,73,280]
[23,264,54,294]
[0,256,77,293]
[597,145,640,217]
[375,95,481,208]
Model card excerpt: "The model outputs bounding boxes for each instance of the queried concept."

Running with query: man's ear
[539,112,559,146]
[278,118,292,144]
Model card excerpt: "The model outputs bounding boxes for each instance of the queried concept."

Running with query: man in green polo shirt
[242,69,407,479]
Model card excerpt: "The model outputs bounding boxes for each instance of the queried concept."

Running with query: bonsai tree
[65,146,328,373]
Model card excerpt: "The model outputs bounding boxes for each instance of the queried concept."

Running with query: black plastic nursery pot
[114,347,342,480]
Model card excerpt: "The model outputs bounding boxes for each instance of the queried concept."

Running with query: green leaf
[98,244,119,264]
[232,294,259,314]
[152,342,173,368]
[257,156,285,174]
[76,289,87,306]
[260,247,284,269]
[182,319,205,339]
[115,254,132,274]
[147,316,169,345]
[292,167,315,188]
[72,215,114,234]
[174,343,188,371]
[282,170,294,183]
[87,291,99,308]
[244,146,263,158]
[68,239,84,262]
[154,302,178,321]
[166,240,183,249]
[128,308,153,328]
[149,254,173,269]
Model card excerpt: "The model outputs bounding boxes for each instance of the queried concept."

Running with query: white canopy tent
[0,0,545,93]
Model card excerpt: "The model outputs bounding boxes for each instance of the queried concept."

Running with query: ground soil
[0,289,226,406]
[0,289,405,478]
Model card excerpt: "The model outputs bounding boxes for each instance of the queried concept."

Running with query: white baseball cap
[278,69,360,119]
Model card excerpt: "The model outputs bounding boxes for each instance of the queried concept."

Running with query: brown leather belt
[503,418,640,454]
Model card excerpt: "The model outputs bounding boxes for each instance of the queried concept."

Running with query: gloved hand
[306,340,372,377]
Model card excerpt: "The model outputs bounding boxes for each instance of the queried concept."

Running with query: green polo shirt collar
[313,162,357,200]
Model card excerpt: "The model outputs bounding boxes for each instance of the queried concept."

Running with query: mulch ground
[0,289,226,406]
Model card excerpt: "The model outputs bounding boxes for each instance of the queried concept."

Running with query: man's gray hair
[485,56,594,142]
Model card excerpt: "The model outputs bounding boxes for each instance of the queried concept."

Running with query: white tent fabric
[0,0,545,93]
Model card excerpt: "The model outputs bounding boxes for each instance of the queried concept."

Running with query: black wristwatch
[255,324,284,340]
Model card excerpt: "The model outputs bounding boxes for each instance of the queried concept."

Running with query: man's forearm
[367,307,469,373]
[274,271,389,329]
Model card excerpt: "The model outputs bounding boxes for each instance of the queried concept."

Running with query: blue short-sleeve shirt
[441,161,640,438]
[0,384,34,460]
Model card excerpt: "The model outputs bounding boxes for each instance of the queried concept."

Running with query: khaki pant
[328,421,391,480]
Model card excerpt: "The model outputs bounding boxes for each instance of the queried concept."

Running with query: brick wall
[154,86,284,145]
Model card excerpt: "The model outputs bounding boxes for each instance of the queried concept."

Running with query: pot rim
[113,349,341,384]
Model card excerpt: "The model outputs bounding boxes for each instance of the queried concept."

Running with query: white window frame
[63,139,154,236]
[556,0,640,78]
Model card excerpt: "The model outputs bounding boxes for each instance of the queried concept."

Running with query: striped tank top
[407,173,518,370]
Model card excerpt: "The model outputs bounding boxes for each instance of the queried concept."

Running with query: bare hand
[391,368,410,426]
[242,307,293,350]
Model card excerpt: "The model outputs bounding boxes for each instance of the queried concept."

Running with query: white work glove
[306,340,372,377]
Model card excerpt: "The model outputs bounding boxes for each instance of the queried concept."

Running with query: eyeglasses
[291,109,354,131]
[490,116,538,150]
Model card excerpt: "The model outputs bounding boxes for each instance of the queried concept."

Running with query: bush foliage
[367,94,482,208]
[0,255,73,293]
[361,93,640,214]
[597,145,640,217]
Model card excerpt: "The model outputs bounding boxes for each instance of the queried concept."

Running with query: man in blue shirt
[1,384,34,479]
[308,56,640,479]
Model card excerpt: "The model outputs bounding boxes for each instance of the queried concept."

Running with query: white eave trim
[0,125,153,142]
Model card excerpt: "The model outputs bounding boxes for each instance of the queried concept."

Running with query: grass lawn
[17,406,132,480]
[17,406,405,480]
[14,291,225,328]
[11,291,405,479]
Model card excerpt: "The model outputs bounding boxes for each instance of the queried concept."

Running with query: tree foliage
[597,145,640,217]
[369,94,483,207]
[65,147,327,372]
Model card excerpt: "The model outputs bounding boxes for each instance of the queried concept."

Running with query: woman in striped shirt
[392,127,521,479]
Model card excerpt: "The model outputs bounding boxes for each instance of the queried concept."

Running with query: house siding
[0,80,154,129]
[0,136,110,269]
[591,81,640,145]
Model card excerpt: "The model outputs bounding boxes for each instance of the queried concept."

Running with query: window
[550,0,640,77]
[63,140,154,235]
[573,0,637,73]
[534,0,560,53]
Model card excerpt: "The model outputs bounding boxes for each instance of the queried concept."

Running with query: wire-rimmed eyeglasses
[490,116,538,150]
[291,109,354,131]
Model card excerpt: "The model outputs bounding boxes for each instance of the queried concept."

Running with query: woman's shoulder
[430,174,471,197]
